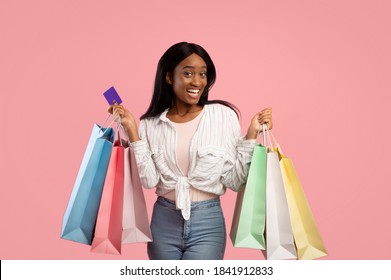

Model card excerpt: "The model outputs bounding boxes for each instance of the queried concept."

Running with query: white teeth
[187,89,200,94]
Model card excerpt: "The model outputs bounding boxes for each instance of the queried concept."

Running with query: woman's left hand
[246,107,273,140]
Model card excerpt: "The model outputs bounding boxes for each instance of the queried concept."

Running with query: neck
[170,104,203,117]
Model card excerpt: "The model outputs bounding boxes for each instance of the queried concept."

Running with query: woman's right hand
[108,104,140,142]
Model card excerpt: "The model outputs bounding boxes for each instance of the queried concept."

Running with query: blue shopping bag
[61,124,114,245]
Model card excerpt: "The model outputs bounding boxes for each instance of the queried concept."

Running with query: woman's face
[166,53,207,108]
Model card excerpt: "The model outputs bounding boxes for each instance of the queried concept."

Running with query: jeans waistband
[157,196,221,210]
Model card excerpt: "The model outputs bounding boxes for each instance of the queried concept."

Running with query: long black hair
[140,42,240,119]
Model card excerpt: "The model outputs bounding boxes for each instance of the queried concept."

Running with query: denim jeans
[147,196,226,260]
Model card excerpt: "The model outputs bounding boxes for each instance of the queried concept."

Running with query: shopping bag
[91,138,125,255]
[275,144,327,260]
[230,133,267,249]
[262,127,297,259]
[122,146,152,243]
[61,124,114,245]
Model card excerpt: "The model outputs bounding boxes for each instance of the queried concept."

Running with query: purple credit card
[103,86,122,105]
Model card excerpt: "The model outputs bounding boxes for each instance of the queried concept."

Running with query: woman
[111,42,272,260]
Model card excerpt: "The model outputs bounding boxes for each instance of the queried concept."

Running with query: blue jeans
[147,196,226,260]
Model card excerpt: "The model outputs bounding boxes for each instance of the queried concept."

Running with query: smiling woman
[165,53,208,122]
[140,42,238,120]
[110,42,273,260]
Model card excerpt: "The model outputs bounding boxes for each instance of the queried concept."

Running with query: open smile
[187,89,200,95]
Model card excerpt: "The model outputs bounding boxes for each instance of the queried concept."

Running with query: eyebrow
[182,66,207,69]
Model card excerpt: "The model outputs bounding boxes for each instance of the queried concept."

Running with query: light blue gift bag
[61,123,114,245]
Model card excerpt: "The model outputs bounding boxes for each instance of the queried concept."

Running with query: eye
[200,72,207,78]
[184,71,193,77]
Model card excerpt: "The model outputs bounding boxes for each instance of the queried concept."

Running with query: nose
[191,75,201,86]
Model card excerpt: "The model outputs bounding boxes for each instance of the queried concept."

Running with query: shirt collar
[158,108,170,123]
[158,105,208,123]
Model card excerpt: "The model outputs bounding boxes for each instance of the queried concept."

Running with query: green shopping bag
[230,141,267,249]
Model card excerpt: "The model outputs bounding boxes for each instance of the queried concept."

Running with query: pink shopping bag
[122,147,152,243]
[91,140,124,255]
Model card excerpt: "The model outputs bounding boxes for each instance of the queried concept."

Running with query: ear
[166,72,173,85]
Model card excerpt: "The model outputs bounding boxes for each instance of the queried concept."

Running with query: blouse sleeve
[220,110,256,191]
[130,120,160,189]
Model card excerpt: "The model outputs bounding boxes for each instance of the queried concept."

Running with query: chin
[187,98,201,105]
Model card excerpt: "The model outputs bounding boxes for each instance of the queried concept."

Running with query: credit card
[103,86,122,105]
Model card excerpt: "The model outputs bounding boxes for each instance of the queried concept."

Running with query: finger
[108,105,114,114]
[258,115,272,122]
[257,108,272,114]
[112,104,121,112]
[264,120,273,130]
[257,107,272,114]
[113,107,122,118]
[258,117,272,126]
[258,119,270,126]
[117,111,124,119]
[257,112,272,120]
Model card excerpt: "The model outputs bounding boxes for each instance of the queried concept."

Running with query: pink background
[1,0,390,260]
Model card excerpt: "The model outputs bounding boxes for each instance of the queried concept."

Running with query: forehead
[176,53,207,69]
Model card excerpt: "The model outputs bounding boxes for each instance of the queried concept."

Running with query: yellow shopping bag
[275,145,327,260]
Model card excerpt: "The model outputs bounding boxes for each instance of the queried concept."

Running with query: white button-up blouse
[131,104,256,220]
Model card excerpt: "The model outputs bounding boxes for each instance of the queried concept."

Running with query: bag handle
[256,124,268,146]
[262,124,285,156]
[93,112,122,146]
[98,112,131,146]
[121,125,131,145]
[113,116,131,147]
[265,124,273,148]
[99,112,119,135]
[258,123,278,151]
[100,114,112,131]
[265,125,278,148]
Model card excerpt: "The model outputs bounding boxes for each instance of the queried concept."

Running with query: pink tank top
[162,109,218,202]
